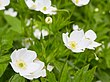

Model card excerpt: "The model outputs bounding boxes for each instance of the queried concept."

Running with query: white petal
[85,30,97,41]
[33,29,41,39]
[62,32,69,45]
[0,0,10,6]
[16,48,37,62]
[0,6,5,10]
[47,64,54,72]
[87,41,101,50]
[10,62,19,73]
[11,50,18,62]
[72,0,90,6]
[69,30,84,43]
[71,48,84,53]
[42,29,49,38]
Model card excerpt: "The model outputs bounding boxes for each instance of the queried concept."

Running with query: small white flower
[22,38,34,49]
[0,0,10,10]
[4,8,17,17]
[10,48,46,80]
[42,29,49,39]
[72,24,80,30]
[33,29,49,39]
[62,30,89,53]
[47,64,54,72]
[72,0,90,6]
[45,16,52,24]
[33,29,41,40]
[84,30,101,50]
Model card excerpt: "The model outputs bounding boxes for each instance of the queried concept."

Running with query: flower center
[16,60,26,69]
[76,0,79,3]
[43,6,47,11]
[69,41,77,49]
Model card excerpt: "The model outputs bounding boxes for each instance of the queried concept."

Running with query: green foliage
[0,0,110,82]
[9,74,26,82]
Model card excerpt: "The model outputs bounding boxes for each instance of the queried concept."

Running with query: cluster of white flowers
[62,25,101,53]
[25,0,57,15]
[0,0,10,10]
[4,8,17,17]
[10,48,46,80]
[72,0,90,6]
[33,29,49,40]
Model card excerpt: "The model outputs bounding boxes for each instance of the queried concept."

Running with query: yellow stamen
[43,7,47,11]
[16,60,26,69]
[69,41,77,49]
[76,0,79,3]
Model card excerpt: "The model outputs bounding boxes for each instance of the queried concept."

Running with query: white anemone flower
[25,0,40,11]
[62,30,89,53]
[0,0,10,10]
[10,48,46,80]
[84,30,101,50]
[4,8,17,17]
[72,0,90,6]
[10,48,38,76]
[23,60,46,80]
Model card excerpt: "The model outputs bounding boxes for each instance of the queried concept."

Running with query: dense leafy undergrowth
[0,0,110,82]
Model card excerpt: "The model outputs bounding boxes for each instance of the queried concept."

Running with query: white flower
[42,29,49,39]
[72,0,90,6]
[22,38,34,49]
[33,29,41,40]
[25,0,40,11]
[62,30,89,53]
[4,8,17,17]
[45,16,52,24]
[0,0,10,10]
[84,30,101,50]
[62,29,101,53]
[10,48,46,80]
[47,64,54,72]
[33,29,49,39]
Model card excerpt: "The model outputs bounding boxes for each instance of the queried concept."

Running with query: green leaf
[60,62,68,82]
[31,79,40,82]
[73,65,96,82]
[9,74,26,82]
[47,71,57,82]
[0,55,10,64]
[0,63,8,77]
[4,15,23,34]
